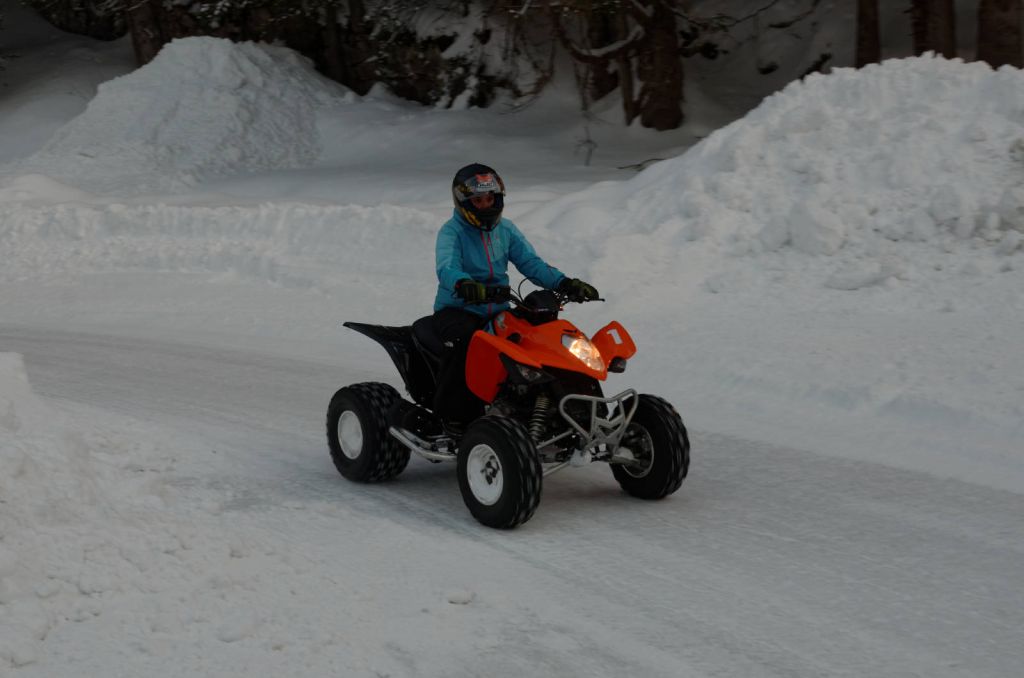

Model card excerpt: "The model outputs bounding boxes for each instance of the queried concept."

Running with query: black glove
[456,279,487,304]
[558,277,600,302]
[486,284,512,304]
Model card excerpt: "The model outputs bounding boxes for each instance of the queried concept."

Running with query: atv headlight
[562,334,604,371]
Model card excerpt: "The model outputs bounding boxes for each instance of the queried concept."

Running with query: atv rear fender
[343,322,436,407]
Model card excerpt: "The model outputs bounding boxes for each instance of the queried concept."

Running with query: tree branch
[545,3,646,65]
[673,0,822,33]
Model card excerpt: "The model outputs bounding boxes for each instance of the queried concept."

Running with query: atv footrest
[389,426,457,462]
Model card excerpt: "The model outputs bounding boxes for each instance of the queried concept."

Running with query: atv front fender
[591,321,637,368]
[465,330,542,402]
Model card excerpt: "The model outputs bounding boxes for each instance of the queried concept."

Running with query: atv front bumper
[549,388,639,455]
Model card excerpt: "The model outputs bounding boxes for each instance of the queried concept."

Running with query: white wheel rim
[466,444,504,506]
[620,426,654,478]
[338,411,363,460]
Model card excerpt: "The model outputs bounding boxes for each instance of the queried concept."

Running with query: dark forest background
[3,1,1022,131]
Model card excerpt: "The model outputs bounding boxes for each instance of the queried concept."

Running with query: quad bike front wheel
[611,394,689,499]
[327,382,410,482]
[457,415,543,529]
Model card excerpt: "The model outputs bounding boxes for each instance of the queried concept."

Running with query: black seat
[412,315,445,361]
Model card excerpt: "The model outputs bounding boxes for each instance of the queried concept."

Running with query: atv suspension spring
[528,394,551,441]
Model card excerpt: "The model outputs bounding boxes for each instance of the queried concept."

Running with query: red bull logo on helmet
[474,174,498,192]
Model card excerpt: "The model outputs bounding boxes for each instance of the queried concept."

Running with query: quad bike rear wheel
[457,415,543,529]
[327,382,410,482]
[611,394,689,499]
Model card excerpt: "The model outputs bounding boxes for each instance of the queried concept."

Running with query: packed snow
[1,5,1023,676]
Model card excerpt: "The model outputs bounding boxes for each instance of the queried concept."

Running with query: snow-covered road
[5,325,1022,677]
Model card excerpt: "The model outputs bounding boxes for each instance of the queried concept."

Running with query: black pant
[432,307,486,423]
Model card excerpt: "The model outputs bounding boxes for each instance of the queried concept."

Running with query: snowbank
[0,199,438,291]
[528,56,1024,297]
[0,354,317,671]
[637,56,1024,256]
[0,354,203,669]
[9,38,349,193]
[0,353,102,666]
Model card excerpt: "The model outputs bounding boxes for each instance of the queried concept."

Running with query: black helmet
[452,163,506,231]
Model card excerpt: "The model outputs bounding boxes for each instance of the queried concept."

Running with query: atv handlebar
[465,284,603,307]
[523,286,605,306]
[467,287,604,335]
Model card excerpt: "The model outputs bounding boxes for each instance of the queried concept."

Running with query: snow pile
[553,56,1024,294]
[641,56,1024,246]
[0,354,179,668]
[8,38,348,193]
[0,353,99,666]
[0,354,325,672]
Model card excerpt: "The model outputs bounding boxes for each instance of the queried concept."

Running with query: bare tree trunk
[977,0,1023,67]
[636,1,683,131]
[910,0,957,57]
[321,8,346,83]
[586,8,619,102]
[857,0,881,66]
[616,9,638,126]
[337,0,376,95]
[125,0,166,65]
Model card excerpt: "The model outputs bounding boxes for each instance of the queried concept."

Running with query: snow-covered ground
[1,5,1023,676]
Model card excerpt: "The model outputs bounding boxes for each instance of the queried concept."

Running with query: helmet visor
[454,172,505,202]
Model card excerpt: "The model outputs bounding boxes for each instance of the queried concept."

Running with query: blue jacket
[434,209,566,316]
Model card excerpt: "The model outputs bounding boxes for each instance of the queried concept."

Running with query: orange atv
[327,286,689,529]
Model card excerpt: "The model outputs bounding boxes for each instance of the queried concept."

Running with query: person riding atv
[327,165,689,529]
[431,163,599,429]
